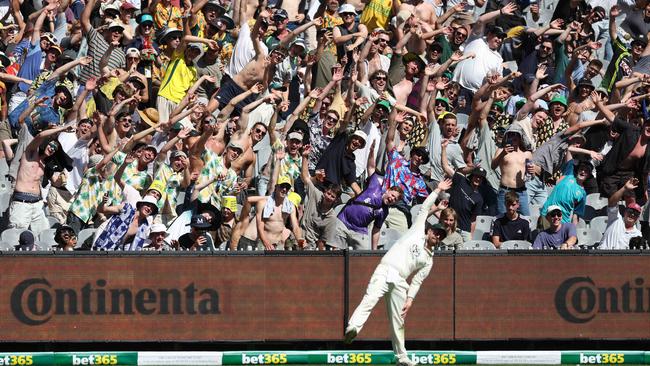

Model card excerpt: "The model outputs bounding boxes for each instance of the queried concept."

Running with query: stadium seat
[379,228,401,250]
[501,240,533,250]
[1,228,25,245]
[586,193,607,210]
[589,216,608,235]
[472,216,493,240]
[340,193,351,204]
[47,215,62,228]
[0,240,14,251]
[529,204,541,218]
[576,217,587,229]
[576,228,602,247]
[427,215,439,226]
[526,215,539,230]
[334,204,345,215]
[77,228,97,248]
[0,191,11,214]
[39,228,57,243]
[462,240,495,250]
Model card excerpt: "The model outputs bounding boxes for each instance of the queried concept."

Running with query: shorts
[214,80,257,116]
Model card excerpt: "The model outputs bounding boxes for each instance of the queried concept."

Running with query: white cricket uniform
[346,190,439,362]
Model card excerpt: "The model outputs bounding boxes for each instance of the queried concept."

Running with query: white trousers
[347,263,409,361]
[156,96,178,125]
[8,200,50,234]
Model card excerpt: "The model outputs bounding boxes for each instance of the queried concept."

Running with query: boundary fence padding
[1,350,650,365]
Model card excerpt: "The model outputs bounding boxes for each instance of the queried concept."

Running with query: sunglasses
[120,118,133,123]
[548,211,562,218]
[341,13,355,17]
[626,209,640,217]
[325,115,339,121]
[47,142,58,151]
[254,127,267,134]
[373,76,387,81]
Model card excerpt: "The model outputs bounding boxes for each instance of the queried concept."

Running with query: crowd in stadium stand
[0,0,648,251]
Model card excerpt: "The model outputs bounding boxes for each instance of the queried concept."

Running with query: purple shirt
[533,223,577,249]
[338,174,388,234]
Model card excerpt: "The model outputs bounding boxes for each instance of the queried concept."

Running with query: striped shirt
[79,27,126,84]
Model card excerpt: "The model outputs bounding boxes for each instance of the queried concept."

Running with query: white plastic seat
[1,228,25,246]
[462,240,495,250]
[77,228,97,248]
[586,193,607,210]
[589,216,609,235]
[379,228,402,250]
[501,240,533,250]
[577,228,602,247]
[38,228,57,244]
[472,215,494,240]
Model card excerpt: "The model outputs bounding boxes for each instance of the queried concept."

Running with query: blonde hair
[440,208,458,233]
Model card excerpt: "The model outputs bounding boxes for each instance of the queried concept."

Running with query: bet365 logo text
[579,353,625,364]
[72,355,118,365]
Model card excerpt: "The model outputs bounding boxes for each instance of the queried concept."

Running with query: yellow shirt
[158,49,198,104]
[360,0,395,31]
[154,3,183,30]
[85,77,121,117]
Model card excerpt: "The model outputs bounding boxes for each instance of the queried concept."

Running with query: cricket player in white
[344,179,452,366]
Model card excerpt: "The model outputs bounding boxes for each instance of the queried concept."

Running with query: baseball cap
[377,99,392,111]
[121,2,136,11]
[170,150,187,160]
[227,140,244,152]
[126,47,140,57]
[15,231,35,250]
[107,20,125,32]
[277,175,292,189]
[188,215,212,229]
[470,166,487,178]
[338,3,357,15]
[138,13,154,25]
[428,223,448,239]
[488,25,507,38]
[546,205,563,216]
[288,131,304,141]
[288,192,302,208]
[627,203,643,214]
[222,196,238,212]
[273,9,289,21]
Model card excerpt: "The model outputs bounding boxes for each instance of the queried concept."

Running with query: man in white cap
[533,205,578,250]
[333,4,367,55]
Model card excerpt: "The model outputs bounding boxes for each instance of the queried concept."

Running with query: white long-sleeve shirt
[380,190,439,299]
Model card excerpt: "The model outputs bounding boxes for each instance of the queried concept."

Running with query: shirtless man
[492,129,533,216]
[400,0,437,26]
[393,54,423,105]
[240,176,303,250]
[9,124,74,233]
[359,30,391,81]
[210,10,289,116]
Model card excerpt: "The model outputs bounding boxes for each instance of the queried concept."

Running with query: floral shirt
[111,152,153,197]
[196,149,238,209]
[537,118,569,183]
[307,113,333,171]
[152,163,184,213]
[68,167,111,224]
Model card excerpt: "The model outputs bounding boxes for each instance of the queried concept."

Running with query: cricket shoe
[396,358,418,366]
[344,328,357,344]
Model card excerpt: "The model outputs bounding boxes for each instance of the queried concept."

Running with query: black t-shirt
[315,132,357,186]
[448,172,484,232]
[491,214,531,242]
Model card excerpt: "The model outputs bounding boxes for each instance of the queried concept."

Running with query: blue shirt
[338,173,388,235]
[9,79,63,135]
[16,41,44,93]
[540,160,586,223]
